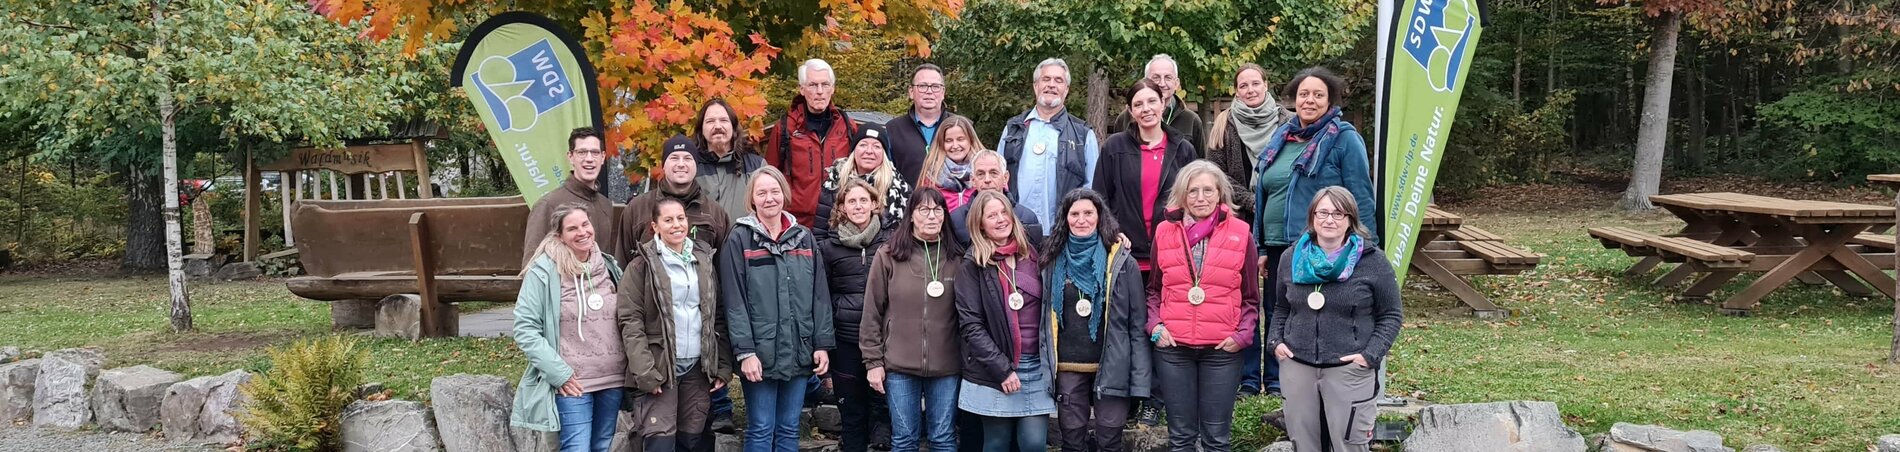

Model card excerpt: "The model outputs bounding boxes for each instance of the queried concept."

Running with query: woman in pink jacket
[1145,161,1260,451]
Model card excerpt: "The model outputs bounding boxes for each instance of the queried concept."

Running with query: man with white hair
[766,58,859,227]
[1111,54,1206,153]
[995,58,1100,236]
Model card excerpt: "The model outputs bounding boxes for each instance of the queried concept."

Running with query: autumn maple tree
[313,0,963,172]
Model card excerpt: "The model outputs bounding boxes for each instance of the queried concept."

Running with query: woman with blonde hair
[1270,186,1401,452]
[510,202,627,452]
[817,123,913,237]
[1147,161,1259,451]
[955,190,1055,452]
[916,116,985,212]
[721,167,835,452]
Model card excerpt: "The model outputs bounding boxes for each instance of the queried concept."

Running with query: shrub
[1755,72,1900,182]
[239,336,369,451]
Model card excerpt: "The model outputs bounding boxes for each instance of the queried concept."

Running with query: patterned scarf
[1048,232,1107,341]
[1255,106,1344,180]
[1291,232,1363,285]
[937,158,972,192]
[833,216,884,249]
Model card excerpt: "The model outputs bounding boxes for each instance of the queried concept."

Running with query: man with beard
[618,135,733,263]
[522,127,618,265]
[692,98,765,221]
[995,58,1099,236]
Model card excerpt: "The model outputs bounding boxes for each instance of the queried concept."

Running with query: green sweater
[509,253,622,432]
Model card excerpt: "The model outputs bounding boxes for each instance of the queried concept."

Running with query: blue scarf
[1254,106,1343,180]
[1048,232,1108,341]
[1291,232,1363,285]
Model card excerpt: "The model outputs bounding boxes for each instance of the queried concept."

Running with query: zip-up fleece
[510,253,623,432]
[861,237,963,377]
[1267,244,1403,368]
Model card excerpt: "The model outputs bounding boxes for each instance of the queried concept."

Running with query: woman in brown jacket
[861,189,965,452]
[620,198,732,452]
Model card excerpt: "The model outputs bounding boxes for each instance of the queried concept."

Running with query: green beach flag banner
[451,12,602,204]
[1377,0,1486,286]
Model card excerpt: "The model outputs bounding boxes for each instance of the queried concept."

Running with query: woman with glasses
[1268,186,1401,452]
[861,190,966,451]
[1147,161,1259,451]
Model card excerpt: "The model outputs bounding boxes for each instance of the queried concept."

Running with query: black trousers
[1154,346,1243,452]
[1054,371,1131,452]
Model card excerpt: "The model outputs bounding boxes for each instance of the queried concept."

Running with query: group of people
[508,55,1404,452]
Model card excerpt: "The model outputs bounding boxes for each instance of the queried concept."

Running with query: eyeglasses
[570,149,605,157]
[911,83,945,93]
[1313,210,1349,221]
[914,206,946,217]
[1186,186,1220,199]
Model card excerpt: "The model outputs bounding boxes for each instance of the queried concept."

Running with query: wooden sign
[260,144,421,174]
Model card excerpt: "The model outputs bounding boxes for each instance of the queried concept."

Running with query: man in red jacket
[764,58,858,227]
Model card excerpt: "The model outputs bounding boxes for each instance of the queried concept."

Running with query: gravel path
[0,427,221,452]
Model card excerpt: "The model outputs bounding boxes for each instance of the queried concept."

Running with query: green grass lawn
[2,188,1897,450]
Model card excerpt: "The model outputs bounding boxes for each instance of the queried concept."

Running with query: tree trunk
[122,166,166,273]
[1685,43,1705,171]
[1617,12,1682,211]
[1891,188,1899,364]
[190,194,213,255]
[1085,65,1109,138]
[1513,30,1524,105]
[155,1,192,333]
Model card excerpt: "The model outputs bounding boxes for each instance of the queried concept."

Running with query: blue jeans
[712,384,733,417]
[979,413,1048,452]
[741,378,807,452]
[555,387,625,452]
[885,373,959,452]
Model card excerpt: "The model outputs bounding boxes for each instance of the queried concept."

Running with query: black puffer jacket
[819,226,893,346]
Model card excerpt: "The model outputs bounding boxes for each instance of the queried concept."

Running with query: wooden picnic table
[1646,192,1896,314]
[1405,207,1540,319]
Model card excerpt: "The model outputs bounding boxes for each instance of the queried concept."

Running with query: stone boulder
[215,262,262,281]
[0,346,19,363]
[512,427,559,452]
[160,370,252,444]
[811,404,842,433]
[91,365,182,432]
[1400,401,1586,452]
[184,254,222,280]
[1261,441,1295,452]
[1124,425,1169,451]
[1740,445,1783,452]
[340,400,443,452]
[376,294,459,339]
[714,433,741,452]
[1602,423,1732,452]
[428,374,513,452]
[32,347,105,429]
[0,358,39,422]
[1876,434,1900,452]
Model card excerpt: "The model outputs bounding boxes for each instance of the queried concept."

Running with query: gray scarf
[1228,93,1290,171]
[834,216,884,249]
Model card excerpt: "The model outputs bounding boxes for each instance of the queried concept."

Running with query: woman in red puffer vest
[1145,161,1261,451]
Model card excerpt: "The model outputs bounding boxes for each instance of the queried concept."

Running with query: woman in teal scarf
[1266,186,1402,452]
[1037,188,1149,451]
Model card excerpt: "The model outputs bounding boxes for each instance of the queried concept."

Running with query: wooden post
[1890,188,1899,364]
[395,172,409,199]
[281,171,295,246]
[243,144,261,262]
[412,140,433,199]
[408,212,444,339]
[327,170,340,200]
[377,172,390,200]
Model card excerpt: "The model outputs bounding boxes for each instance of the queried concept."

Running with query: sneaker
[1237,385,1262,397]
[1266,387,1283,399]
[1137,402,1163,427]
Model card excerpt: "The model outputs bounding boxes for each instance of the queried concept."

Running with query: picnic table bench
[1407,207,1544,318]
[1591,192,1896,315]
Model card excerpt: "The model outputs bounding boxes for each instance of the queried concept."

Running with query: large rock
[714,433,741,452]
[160,370,252,444]
[332,299,379,330]
[1876,434,1900,452]
[811,404,842,433]
[0,358,39,422]
[1124,425,1169,451]
[1260,441,1295,452]
[1603,423,1732,452]
[32,347,105,429]
[91,365,182,432]
[340,400,443,452]
[215,262,262,281]
[0,346,19,363]
[376,294,459,339]
[1400,401,1587,452]
[184,254,221,279]
[428,374,512,452]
